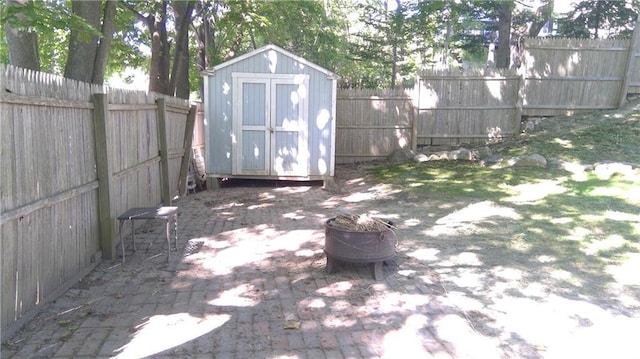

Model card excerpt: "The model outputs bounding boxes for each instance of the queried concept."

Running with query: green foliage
[38,27,68,75]
[2,0,638,94]
[190,0,351,93]
[215,0,349,71]
[1,0,140,77]
[343,0,415,88]
[1,0,102,74]
[556,0,640,39]
[1,0,100,37]
[106,2,149,78]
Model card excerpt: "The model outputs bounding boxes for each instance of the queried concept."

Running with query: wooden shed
[202,44,338,187]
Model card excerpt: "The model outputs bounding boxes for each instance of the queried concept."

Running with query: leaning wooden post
[515,70,525,134]
[178,104,197,196]
[156,97,171,205]
[619,14,640,108]
[412,76,420,151]
[92,93,116,260]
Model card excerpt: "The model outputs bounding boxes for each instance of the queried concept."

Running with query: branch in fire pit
[329,210,394,232]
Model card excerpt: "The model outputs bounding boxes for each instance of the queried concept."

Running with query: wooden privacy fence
[416,69,521,146]
[0,65,195,338]
[334,33,640,163]
[335,69,521,164]
[521,38,633,116]
[335,89,415,163]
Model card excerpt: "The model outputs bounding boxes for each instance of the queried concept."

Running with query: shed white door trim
[232,73,310,177]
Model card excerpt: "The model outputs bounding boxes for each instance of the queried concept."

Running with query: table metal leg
[117,207,178,264]
[119,220,125,264]
[174,214,178,250]
[131,219,137,252]
[165,220,171,262]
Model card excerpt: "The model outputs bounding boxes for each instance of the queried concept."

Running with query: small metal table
[117,206,178,263]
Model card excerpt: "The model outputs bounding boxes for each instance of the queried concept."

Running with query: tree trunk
[92,0,117,84]
[593,1,601,39]
[496,1,514,69]
[64,0,102,82]
[195,2,211,99]
[528,0,554,37]
[389,0,401,89]
[224,24,245,61]
[4,0,40,71]
[169,0,194,99]
[148,1,171,95]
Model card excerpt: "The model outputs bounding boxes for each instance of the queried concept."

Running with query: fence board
[165,101,189,198]
[622,15,640,97]
[193,103,205,151]
[1,221,17,326]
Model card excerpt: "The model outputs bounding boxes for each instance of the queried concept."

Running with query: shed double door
[232,73,309,177]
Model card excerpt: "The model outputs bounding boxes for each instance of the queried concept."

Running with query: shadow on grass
[373,159,639,311]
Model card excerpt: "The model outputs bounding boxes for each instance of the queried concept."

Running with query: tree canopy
[1,0,638,94]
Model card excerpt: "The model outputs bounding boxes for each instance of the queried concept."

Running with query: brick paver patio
[3,167,639,358]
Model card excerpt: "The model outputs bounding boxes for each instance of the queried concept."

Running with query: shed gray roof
[201,44,339,79]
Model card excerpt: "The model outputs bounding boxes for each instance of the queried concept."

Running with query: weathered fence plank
[156,98,171,205]
[93,93,116,260]
[620,14,640,101]
[178,105,198,196]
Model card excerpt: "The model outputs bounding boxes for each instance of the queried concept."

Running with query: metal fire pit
[324,218,396,280]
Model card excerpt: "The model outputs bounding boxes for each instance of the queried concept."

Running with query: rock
[413,153,429,163]
[387,148,415,164]
[471,146,492,160]
[426,151,451,161]
[420,147,472,161]
[449,147,472,160]
[413,146,495,164]
[481,154,503,165]
[508,154,547,168]
[521,117,544,133]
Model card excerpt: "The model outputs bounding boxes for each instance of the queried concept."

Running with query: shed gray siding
[204,45,336,179]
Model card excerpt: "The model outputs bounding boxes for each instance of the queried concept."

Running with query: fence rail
[0,65,195,339]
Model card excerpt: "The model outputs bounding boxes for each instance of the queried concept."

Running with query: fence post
[619,14,640,107]
[92,93,115,260]
[516,71,525,132]
[411,79,419,152]
[178,104,197,196]
[156,97,171,205]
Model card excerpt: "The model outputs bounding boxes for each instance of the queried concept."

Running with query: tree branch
[118,0,147,22]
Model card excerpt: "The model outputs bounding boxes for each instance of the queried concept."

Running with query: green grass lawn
[370,101,640,282]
